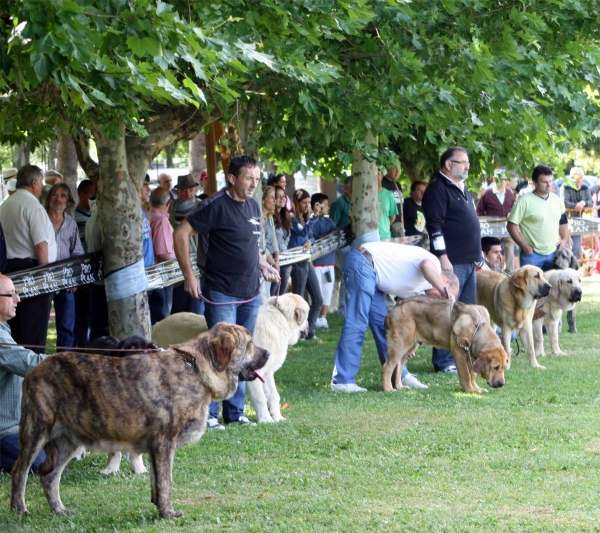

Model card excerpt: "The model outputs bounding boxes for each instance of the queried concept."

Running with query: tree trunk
[189,132,207,183]
[318,177,337,203]
[47,139,57,170]
[350,131,379,242]
[399,156,422,183]
[165,143,175,168]
[93,126,151,340]
[12,141,30,168]
[57,128,79,202]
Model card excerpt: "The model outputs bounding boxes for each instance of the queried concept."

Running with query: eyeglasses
[0,292,19,298]
[450,160,470,166]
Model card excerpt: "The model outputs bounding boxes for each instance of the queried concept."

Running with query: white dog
[533,268,582,357]
[151,294,309,423]
[248,294,309,423]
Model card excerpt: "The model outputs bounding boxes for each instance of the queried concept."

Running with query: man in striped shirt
[0,274,47,473]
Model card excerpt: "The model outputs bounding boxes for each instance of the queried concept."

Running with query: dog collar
[453,320,487,368]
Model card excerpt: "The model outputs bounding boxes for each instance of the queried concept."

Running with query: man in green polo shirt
[507,164,569,271]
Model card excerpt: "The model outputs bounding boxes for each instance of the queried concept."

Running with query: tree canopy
[2,0,600,179]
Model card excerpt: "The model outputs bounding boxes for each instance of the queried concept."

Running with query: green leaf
[31,54,48,81]
[126,35,145,58]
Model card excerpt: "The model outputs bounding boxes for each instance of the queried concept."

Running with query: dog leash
[0,342,155,353]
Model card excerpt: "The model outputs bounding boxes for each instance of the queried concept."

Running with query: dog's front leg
[567,306,577,333]
[247,379,273,423]
[149,445,182,519]
[129,453,147,474]
[100,452,122,475]
[264,375,285,423]
[520,320,545,369]
[454,350,484,393]
[501,325,513,369]
[532,319,546,357]
[549,320,566,355]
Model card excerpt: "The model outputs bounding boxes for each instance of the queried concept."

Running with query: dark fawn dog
[11,323,269,519]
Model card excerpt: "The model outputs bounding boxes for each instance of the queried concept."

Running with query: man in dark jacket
[422,147,482,373]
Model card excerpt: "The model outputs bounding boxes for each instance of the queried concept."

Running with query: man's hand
[556,239,568,249]
[260,262,281,282]
[406,352,416,360]
[440,255,453,273]
[184,276,201,299]
[521,243,534,255]
[576,201,586,210]
[302,240,311,251]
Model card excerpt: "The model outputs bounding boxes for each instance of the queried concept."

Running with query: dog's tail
[37,441,59,476]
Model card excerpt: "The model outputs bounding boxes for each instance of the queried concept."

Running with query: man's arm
[258,253,281,282]
[506,221,533,255]
[174,220,200,298]
[420,259,449,297]
[558,222,569,249]
[33,241,49,265]
[422,183,452,271]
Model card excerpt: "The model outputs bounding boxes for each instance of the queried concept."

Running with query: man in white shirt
[331,242,459,392]
[0,165,56,353]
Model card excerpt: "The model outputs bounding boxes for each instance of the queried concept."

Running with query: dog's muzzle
[569,290,583,303]
[536,283,552,298]
[489,380,505,388]
[239,348,270,382]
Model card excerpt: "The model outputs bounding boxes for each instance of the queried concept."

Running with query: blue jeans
[432,262,477,371]
[521,251,555,272]
[148,286,173,325]
[171,282,204,315]
[0,434,46,474]
[53,290,75,348]
[332,250,408,385]
[291,262,323,338]
[570,235,582,261]
[204,285,260,423]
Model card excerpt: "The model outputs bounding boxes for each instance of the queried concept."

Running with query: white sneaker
[401,373,429,389]
[207,418,225,430]
[318,317,329,329]
[330,382,367,393]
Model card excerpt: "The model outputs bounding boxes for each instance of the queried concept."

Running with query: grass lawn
[2,278,600,532]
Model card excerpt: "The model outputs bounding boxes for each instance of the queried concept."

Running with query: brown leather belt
[356,245,374,266]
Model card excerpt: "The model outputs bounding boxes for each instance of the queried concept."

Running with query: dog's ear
[472,351,489,374]
[570,253,579,270]
[512,269,528,292]
[550,277,561,300]
[452,314,473,347]
[208,332,237,372]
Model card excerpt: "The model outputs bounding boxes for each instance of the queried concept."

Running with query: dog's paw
[160,509,185,519]
[271,415,286,422]
[100,466,118,476]
[531,363,547,370]
[535,351,547,358]
[552,350,568,356]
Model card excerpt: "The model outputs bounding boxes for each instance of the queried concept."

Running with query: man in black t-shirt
[403,181,426,236]
[174,155,279,429]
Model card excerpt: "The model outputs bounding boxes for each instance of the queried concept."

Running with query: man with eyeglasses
[422,146,482,373]
[0,274,47,473]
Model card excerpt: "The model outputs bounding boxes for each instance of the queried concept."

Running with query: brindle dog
[11,323,269,519]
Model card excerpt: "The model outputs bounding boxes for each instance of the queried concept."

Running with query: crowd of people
[1,148,598,468]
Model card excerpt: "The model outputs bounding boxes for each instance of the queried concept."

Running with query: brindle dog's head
[172,322,269,382]
[511,265,552,299]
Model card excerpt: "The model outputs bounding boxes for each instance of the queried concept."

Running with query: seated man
[0,274,47,473]
[331,242,459,392]
[478,236,503,271]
